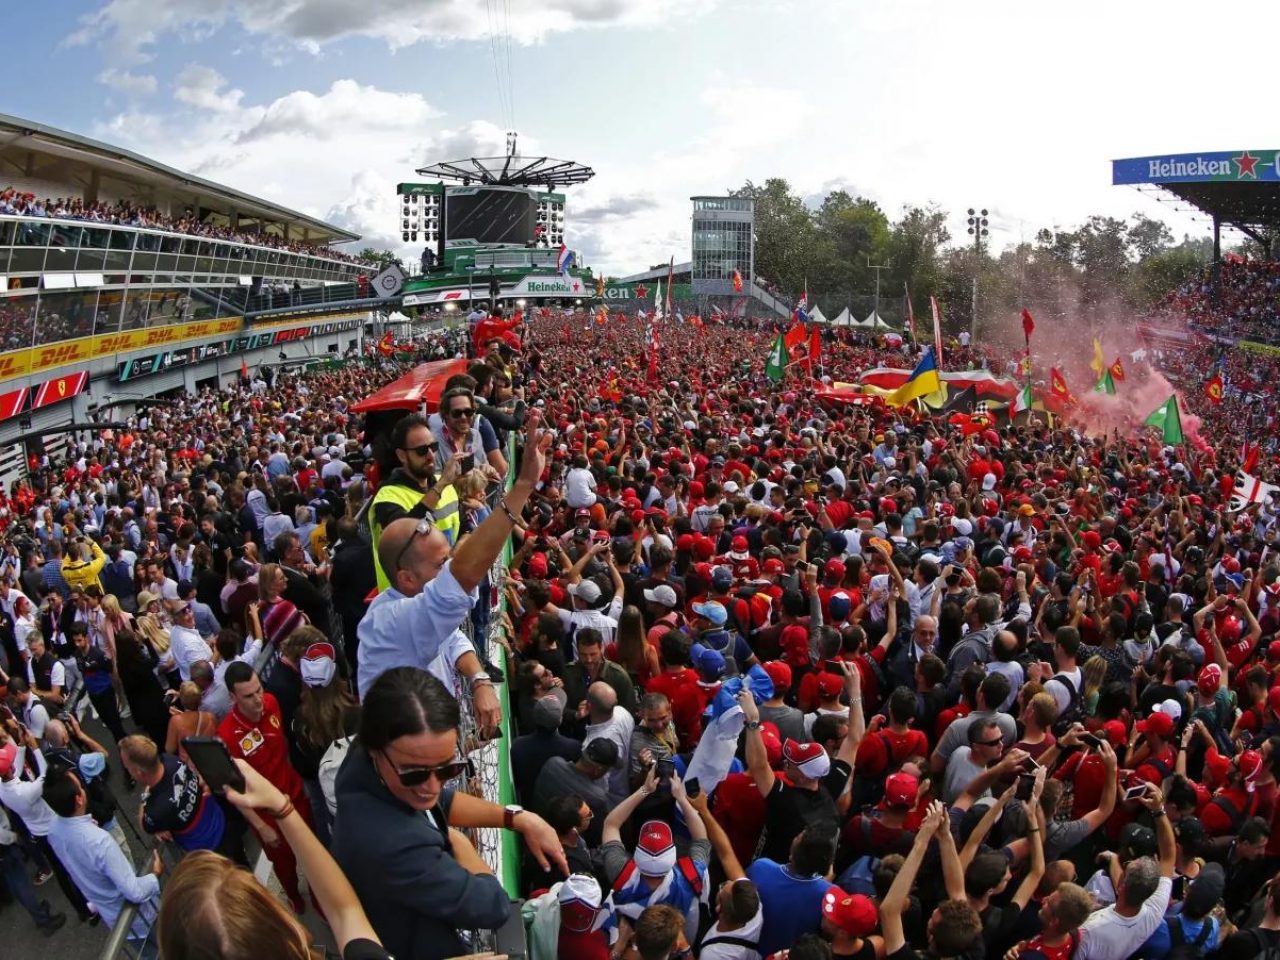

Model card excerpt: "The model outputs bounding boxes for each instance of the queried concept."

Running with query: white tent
[832,307,853,327]
[387,310,412,324]
[865,310,895,330]
[808,305,828,325]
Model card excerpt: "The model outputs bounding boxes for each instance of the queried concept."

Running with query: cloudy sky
[5,1,1277,276]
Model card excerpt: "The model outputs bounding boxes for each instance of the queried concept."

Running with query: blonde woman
[1080,654,1108,717]
[135,604,178,689]
[100,593,135,716]
[164,682,217,767]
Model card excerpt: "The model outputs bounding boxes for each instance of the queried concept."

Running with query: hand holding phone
[1123,783,1150,802]
[182,736,246,795]
[655,758,675,783]
[1015,773,1036,803]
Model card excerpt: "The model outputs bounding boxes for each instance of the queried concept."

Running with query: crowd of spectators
[2,301,1280,960]
[1156,257,1280,345]
[0,187,378,268]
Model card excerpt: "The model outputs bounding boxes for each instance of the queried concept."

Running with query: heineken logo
[525,279,582,293]
[1148,157,1232,178]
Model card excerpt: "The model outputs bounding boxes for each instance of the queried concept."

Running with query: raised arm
[738,689,776,798]
[688,790,745,881]
[603,767,659,845]
[882,801,946,956]
[1009,769,1048,912]
[1079,740,1119,833]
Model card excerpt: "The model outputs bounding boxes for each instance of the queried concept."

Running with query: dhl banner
[0,312,367,381]
[32,371,89,410]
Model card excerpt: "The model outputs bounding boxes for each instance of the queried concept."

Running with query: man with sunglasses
[429,385,509,478]
[369,413,464,592]
[358,413,552,736]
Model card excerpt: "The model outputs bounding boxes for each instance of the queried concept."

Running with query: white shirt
[558,596,624,654]
[565,468,598,509]
[585,706,635,803]
[1044,667,1082,716]
[699,902,764,959]
[169,624,213,682]
[1077,877,1172,960]
[0,747,55,837]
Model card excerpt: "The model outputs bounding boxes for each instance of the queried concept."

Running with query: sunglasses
[393,518,435,573]
[976,738,1004,748]
[401,442,438,457]
[381,752,473,787]
[447,407,476,420]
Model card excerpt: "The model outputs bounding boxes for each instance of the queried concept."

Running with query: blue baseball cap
[692,601,728,626]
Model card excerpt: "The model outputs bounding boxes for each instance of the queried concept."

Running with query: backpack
[1050,672,1087,736]
[1166,914,1213,960]
[1245,927,1280,960]
[1209,793,1256,835]
[317,734,354,819]
[834,831,881,898]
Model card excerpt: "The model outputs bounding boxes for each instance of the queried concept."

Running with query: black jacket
[331,743,511,960]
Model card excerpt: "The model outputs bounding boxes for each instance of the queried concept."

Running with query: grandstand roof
[617,261,692,283]
[0,113,359,244]
[1113,150,1280,243]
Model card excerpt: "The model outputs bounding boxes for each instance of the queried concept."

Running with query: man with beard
[369,413,464,592]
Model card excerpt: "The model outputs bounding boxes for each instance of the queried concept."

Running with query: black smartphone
[1015,773,1035,803]
[655,758,675,782]
[1079,733,1103,749]
[459,453,475,473]
[824,659,845,673]
[1019,756,1041,773]
[686,776,701,799]
[182,736,246,795]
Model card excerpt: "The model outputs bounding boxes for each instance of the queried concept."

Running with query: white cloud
[97,68,157,95]
[235,79,441,143]
[69,0,710,63]
[174,65,246,113]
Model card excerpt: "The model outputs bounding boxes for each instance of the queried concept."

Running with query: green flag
[1142,394,1184,445]
[1093,370,1116,395]
[766,332,789,382]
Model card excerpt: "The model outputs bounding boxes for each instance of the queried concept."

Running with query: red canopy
[351,359,469,415]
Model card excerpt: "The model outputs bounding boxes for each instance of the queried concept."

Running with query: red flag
[1050,368,1070,399]
[1109,358,1125,382]
[784,321,807,354]
[1021,308,1035,340]
[377,331,395,356]
[1242,441,1260,474]
[808,327,822,362]
[732,269,743,293]
[1205,374,1223,405]
[948,411,995,436]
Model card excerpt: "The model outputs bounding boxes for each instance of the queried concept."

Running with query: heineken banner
[1113,151,1280,184]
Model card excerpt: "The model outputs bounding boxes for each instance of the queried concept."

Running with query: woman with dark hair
[331,666,567,960]
[113,629,170,747]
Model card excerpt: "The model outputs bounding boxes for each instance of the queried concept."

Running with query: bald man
[887,613,938,692]
[357,414,551,735]
[582,680,635,804]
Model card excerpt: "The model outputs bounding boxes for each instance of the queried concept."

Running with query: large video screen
[445,187,536,247]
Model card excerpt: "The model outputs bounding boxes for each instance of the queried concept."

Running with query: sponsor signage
[31,371,89,410]
[1113,150,1280,184]
[0,387,28,421]
[511,274,586,297]
[116,319,360,382]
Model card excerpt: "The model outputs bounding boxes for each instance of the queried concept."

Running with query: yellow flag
[1090,338,1105,379]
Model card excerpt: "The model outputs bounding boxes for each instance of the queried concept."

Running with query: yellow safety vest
[370,482,460,592]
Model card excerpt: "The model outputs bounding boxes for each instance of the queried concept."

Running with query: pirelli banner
[0,313,366,382]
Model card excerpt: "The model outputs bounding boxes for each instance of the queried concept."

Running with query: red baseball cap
[884,771,918,807]
[824,558,846,580]
[817,672,843,698]
[1137,712,1175,739]
[763,660,792,695]
[1197,664,1222,697]
[762,557,785,575]
[1081,530,1102,549]
[1268,641,1280,663]
[822,889,879,937]
[759,720,782,767]
[1102,719,1128,748]
[527,553,549,579]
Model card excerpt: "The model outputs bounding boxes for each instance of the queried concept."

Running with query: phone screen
[655,759,675,782]
[182,736,246,795]
[459,453,475,474]
[1123,784,1149,802]
[1015,773,1035,802]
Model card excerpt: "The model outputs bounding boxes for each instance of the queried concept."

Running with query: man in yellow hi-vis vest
[370,413,463,592]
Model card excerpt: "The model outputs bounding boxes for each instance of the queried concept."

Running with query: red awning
[351,359,470,415]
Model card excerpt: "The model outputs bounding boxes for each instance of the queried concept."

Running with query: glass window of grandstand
[33,290,99,345]
[0,294,35,352]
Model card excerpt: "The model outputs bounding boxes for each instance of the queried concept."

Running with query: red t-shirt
[218,692,304,804]
[1052,752,1112,820]
[856,727,930,777]
[780,623,812,668]
[934,703,972,743]
[1200,785,1259,837]
[712,772,767,867]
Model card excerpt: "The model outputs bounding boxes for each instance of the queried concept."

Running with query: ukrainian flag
[889,347,943,407]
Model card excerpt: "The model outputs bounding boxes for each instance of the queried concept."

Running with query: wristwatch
[504,804,524,829]
[744,720,761,730]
